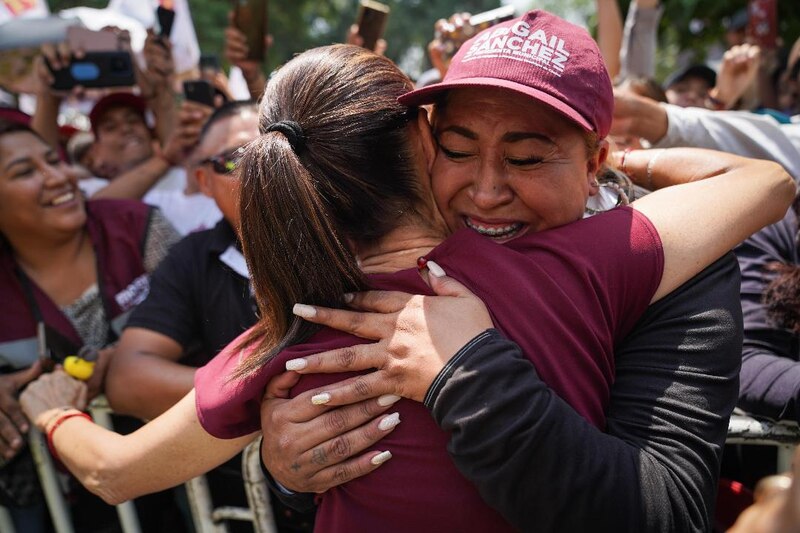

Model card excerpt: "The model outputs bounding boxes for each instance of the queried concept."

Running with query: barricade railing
[726,412,800,472]
[0,397,277,533]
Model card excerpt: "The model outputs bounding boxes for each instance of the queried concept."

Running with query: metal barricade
[727,412,800,472]
[183,437,277,533]
[0,402,278,533]
[242,437,277,533]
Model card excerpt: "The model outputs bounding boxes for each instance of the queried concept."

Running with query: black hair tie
[266,120,306,154]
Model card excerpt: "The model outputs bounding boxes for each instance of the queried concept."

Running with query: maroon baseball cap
[400,10,613,137]
[89,92,148,135]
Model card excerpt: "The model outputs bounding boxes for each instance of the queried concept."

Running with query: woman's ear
[586,139,610,195]
[416,108,437,172]
[195,167,212,198]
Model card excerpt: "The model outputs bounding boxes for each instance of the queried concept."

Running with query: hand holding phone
[232,0,268,62]
[43,29,134,91]
[747,0,778,50]
[435,6,515,62]
[183,79,216,107]
[355,0,390,52]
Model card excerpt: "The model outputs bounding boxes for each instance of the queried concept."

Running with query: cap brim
[399,77,594,133]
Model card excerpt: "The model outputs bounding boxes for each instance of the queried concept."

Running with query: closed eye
[440,146,472,160]
[507,156,543,167]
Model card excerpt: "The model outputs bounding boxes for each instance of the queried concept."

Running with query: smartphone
[356,0,390,51]
[200,54,220,73]
[157,5,176,39]
[232,0,268,62]
[183,79,216,107]
[469,5,515,32]
[747,0,778,49]
[437,6,516,61]
[66,26,121,53]
[48,51,135,90]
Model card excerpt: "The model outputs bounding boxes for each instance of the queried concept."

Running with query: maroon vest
[0,199,151,367]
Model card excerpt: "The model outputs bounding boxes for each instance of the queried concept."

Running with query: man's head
[663,64,716,108]
[88,93,154,178]
[190,101,259,227]
[399,10,612,241]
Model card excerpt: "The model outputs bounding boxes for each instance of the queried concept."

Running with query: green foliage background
[46,0,800,82]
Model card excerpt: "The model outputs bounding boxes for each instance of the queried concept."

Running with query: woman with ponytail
[18,33,794,533]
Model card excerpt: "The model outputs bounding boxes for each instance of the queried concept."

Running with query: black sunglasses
[200,145,247,174]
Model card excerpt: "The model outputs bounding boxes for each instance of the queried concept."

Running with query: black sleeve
[125,235,199,349]
[736,214,800,423]
[427,253,742,532]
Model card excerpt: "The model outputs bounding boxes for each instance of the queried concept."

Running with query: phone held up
[747,0,778,50]
[437,5,516,61]
[183,79,216,107]
[356,0,390,51]
[47,27,135,91]
[232,0,268,62]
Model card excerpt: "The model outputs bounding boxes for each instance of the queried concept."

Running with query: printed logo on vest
[115,274,150,311]
[462,20,570,77]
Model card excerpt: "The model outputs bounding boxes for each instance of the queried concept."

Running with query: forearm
[595,0,623,80]
[244,70,267,102]
[31,92,62,149]
[429,331,648,530]
[51,392,254,504]
[739,343,800,424]
[90,155,171,200]
[429,256,742,531]
[619,2,662,79]
[653,104,800,181]
[106,353,196,420]
[149,92,177,145]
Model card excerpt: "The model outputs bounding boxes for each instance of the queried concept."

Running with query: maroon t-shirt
[195,206,663,531]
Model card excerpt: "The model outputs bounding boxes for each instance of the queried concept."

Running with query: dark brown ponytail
[234,44,421,378]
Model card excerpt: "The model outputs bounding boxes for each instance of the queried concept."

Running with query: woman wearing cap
[0,120,180,530]
[19,20,795,532]
[256,10,774,532]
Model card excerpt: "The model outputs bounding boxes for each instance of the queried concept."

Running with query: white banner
[107,0,200,75]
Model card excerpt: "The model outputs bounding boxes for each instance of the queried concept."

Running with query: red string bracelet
[46,410,92,465]
[618,147,633,176]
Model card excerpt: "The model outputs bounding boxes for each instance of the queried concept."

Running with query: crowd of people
[1,1,800,532]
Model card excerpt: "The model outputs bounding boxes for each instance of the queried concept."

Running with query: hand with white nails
[259,371,401,493]
[287,260,493,403]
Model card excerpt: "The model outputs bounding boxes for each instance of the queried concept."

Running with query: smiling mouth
[48,191,75,206]
[463,217,525,240]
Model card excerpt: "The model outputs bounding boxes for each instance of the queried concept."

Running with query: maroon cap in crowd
[400,10,614,137]
[89,92,148,134]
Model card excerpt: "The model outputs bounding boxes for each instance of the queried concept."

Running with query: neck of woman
[9,229,88,276]
[357,223,444,275]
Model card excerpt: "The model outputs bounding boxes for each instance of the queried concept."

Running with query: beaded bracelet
[46,410,92,465]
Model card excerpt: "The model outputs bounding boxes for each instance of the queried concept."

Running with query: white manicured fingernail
[293,304,316,318]
[426,260,446,278]
[311,392,331,405]
[343,293,354,303]
[370,450,392,465]
[378,412,401,431]
[377,394,401,407]
[285,358,307,371]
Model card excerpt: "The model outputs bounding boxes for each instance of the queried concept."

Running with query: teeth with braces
[464,218,523,237]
